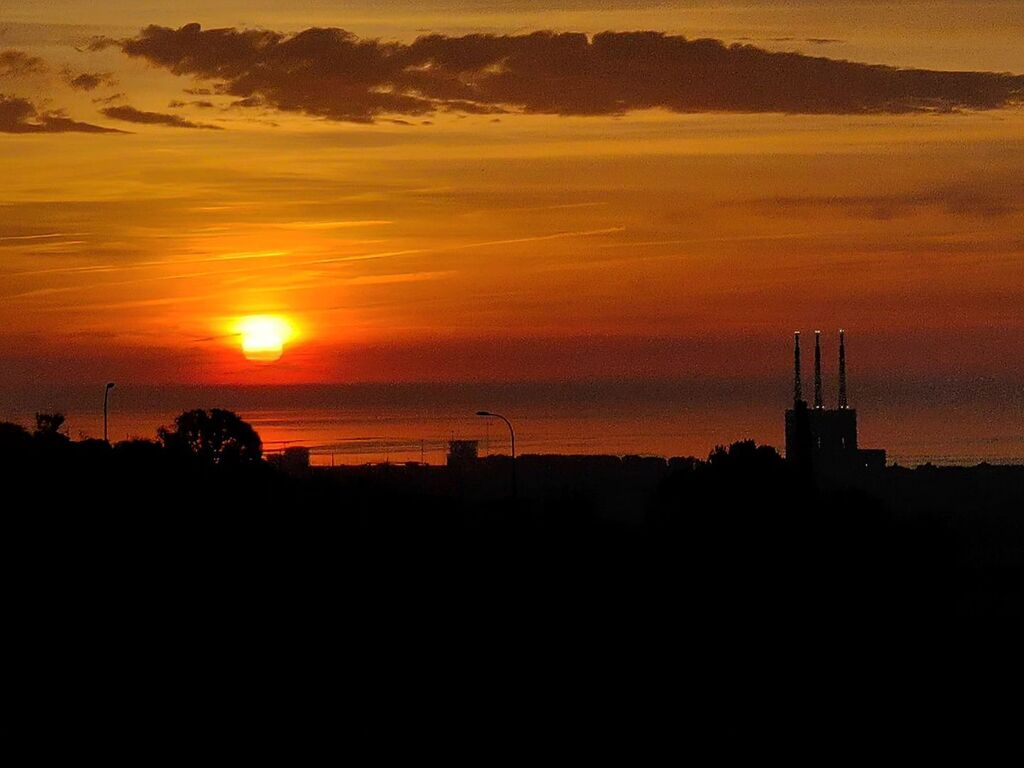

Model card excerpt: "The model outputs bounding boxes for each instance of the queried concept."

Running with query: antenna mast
[838,329,849,409]
[814,330,823,409]
[793,332,802,405]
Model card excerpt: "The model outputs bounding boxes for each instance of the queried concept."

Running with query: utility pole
[103,382,115,443]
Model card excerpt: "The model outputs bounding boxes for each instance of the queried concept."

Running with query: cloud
[65,71,117,91]
[107,24,1024,123]
[0,94,123,134]
[168,99,215,109]
[757,186,1023,220]
[0,50,47,78]
[100,104,224,129]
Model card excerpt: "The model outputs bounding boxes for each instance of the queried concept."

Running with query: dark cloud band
[100,104,223,130]
[0,95,122,134]
[111,23,1024,123]
[66,71,118,91]
[0,50,47,78]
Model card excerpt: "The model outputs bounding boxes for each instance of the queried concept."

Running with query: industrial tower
[784,330,885,478]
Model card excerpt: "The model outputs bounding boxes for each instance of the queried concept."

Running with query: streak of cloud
[0,94,123,134]
[100,104,224,130]
[6,250,292,278]
[65,71,117,91]
[0,232,88,243]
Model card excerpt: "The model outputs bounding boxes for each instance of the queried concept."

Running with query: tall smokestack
[813,330,823,409]
[838,329,849,409]
[793,332,802,405]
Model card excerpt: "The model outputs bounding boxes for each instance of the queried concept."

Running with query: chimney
[793,332,802,405]
[814,330,823,409]
[838,329,849,409]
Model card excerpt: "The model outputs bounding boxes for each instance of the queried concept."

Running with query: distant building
[447,440,479,468]
[785,330,886,478]
[268,446,311,474]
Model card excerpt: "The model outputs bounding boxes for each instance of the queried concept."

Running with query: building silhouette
[446,440,479,468]
[267,445,312,475]
[785,330,886,478]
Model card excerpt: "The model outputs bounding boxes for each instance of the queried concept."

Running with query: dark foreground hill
[2,424,1020,759]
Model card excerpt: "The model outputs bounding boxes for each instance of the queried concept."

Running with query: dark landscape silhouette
[5,2,1024,757]
[3,398,1021,757]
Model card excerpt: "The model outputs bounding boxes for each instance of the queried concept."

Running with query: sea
[2,379,1022,467]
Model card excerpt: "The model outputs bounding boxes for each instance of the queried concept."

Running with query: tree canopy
[158,408,262,465]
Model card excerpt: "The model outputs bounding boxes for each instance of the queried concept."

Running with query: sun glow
[234,315,295,362]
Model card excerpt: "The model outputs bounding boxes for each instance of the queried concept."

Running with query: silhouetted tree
[158,408,262,465]
[0,421,33,459]
[34,412,68,440]
[0,421,30,441]
[113,438,163,460]
[707,439,783,473]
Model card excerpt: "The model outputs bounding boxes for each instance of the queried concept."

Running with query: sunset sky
[2,1,1023,402]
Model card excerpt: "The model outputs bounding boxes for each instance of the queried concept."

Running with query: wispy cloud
[104,24,1024,123]
[344,270,456,286]
[0,94,122,134]
[753,185,1024,220]
[0,232,88,243]
[7,250,292,278]
[260,220,394,230]
[0,49,47,78]
[65,70,117,91]
[100,104,224,130]
[305,226,625,265]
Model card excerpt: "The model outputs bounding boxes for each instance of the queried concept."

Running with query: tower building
[814,330,823,410]
[785,330,885,478]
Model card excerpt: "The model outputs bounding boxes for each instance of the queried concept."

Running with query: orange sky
[2,1,1023,389]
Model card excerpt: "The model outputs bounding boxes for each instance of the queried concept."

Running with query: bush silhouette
[158,408,262,465]
[34,412,69,442]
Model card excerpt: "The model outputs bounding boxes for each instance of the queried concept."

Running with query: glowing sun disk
[236,315,294,362]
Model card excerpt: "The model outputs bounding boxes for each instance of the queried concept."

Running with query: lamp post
[476,411,516,500]
[104,382,115,443]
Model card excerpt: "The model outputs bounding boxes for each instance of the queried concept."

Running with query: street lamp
[104,382,115,443]
[476,411,516,499]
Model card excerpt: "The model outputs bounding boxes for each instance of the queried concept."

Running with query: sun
[234,315,295,362]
